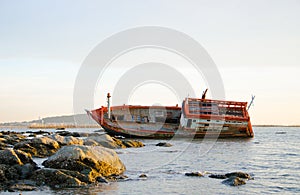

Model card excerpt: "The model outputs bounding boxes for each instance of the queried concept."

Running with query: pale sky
[0,0,300,125]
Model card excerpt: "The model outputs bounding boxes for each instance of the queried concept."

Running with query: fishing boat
[87,91,254,138]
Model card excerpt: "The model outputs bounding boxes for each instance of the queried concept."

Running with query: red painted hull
[88,98,254,139]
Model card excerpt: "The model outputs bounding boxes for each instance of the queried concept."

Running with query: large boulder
[47,134,84,146]
[14,137,60,157]
[42,145,126,182]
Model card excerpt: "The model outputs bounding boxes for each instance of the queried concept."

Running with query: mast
[107,93,111,119]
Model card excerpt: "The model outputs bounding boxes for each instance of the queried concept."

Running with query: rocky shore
[0,130,144,192]
[0,130,253,193]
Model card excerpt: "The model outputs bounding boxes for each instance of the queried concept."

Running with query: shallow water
[1,127,299,195]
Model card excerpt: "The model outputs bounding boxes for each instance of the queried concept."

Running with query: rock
[0,164,19,181]
[185,172,204,177]
[17,163,38,179]
[47,134,84,146]
[31,168,87,188]
[0,138,7,149]
[225,172,251,179]
[96,176,109,183]
[0,149,37,179]
[222,177,246,186]
[156,142,172,147]
[14,137,60,157]
[25,130,50,135]
[105,173,128,181]
[57,131,80,137]
[139,174,147,178]
[78,132,90,137]
[83,139,100,146]
[209,172,251,180]
[84,134,144,149]
[1,132,27,145]
[0,149,38,184]
[42,145,126,182]
[209,174,227,179]
[84,134,124,149]
[8,183,37,192]
[0,149,34,166]
[122,140,144,148]
[0,149,23,165]
[14,150,36,165]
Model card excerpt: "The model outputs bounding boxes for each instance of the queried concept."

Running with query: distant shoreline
[0,124,299,129]
[0,124,100,129]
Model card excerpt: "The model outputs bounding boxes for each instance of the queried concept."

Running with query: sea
[0,127,299,195]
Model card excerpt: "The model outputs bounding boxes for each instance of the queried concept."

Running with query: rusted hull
[88,97,254,139]
[89,112,253,139]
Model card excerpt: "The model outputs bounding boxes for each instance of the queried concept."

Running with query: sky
[0,0,300,125]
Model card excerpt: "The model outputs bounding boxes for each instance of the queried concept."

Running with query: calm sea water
[1,127,299,195]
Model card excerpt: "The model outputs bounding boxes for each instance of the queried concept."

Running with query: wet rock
[0,149,38,183]
[114,174,128,180]
[31,168,87,188]
[209,174,227,179]
[1,132,27,145]
[8,183,37,192]
[25,130,51,135]
[17,163,38,179]
[42,145,126,182]
[0,155,38,191]
[47,134,84,146]
[96,176,109,183]
[209,172,251,180]
[14,137,60,157]
[122,140,144,148]
[139,173,147,178]
[57,131,80,137]
[156,142,172,147]
[0,149,33,165]
[105,174,128,181]
[0,164,19,181]
[0,149,22,165]
[0,145,6,150]
[222,177,246,186]
[185,172,204,177]
[225,172,251,179]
